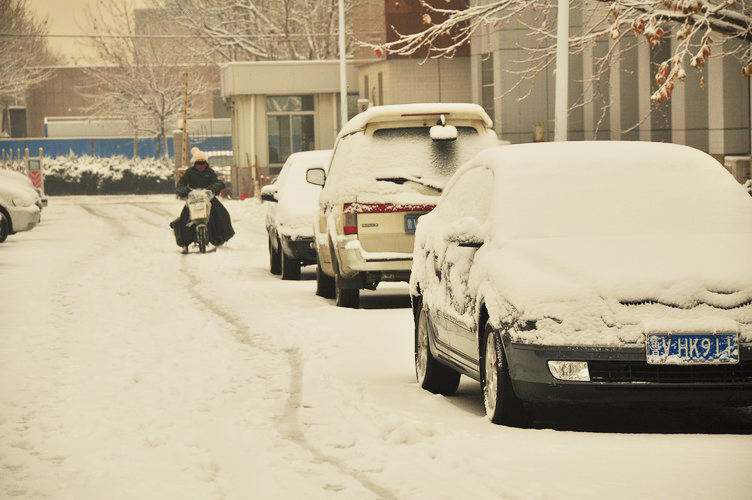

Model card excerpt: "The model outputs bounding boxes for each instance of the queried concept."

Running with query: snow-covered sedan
[0,172,43,242]
[261,149,333,280]
[306,103,499,308]
[410,141,752,426]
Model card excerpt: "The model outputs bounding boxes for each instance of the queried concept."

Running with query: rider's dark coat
[170,165,235,247]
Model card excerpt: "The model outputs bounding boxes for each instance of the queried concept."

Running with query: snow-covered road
[2,195,751,499]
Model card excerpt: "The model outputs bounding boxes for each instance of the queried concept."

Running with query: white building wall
[358,58,471,106]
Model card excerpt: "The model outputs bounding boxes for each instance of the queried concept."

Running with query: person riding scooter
[170,147,235,250]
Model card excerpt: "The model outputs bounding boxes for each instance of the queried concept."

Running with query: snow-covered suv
[306,103,498,308]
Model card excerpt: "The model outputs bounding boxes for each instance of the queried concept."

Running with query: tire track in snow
[180,264,395,499]
[86,199,395,499]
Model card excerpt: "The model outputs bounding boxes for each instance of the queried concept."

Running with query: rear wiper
[375,176,443,193]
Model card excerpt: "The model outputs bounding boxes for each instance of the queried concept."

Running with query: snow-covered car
[261,149,333,280]
[0,175,42,240]
[0,168,47,208]
[306,103,499,308]
[410,141,752,426]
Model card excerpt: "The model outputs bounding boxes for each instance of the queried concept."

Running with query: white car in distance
[261,150,333,280]
[0,170,43,242]
[306,103,499,308]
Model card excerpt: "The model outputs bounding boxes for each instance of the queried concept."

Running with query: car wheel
[269,234,281,275]
[334,269,359,308]
[281,250,301,280]
[0,213,8,243]
[415,303,460,396]
[315,255,335,298]
[482,323,532,427]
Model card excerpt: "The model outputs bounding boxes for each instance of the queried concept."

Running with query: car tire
[0,213,8,243]
[481,323,532,427]
[315,255,335,298]
[269,234,281,275]
[281,250,301,280]
[415,303,460,396]
[334,270,359,308]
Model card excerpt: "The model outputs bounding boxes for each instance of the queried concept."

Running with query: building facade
[220,60,359,191]
[352,0,472,107]
[467,1,751,161]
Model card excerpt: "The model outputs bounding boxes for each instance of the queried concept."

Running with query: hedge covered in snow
[42,155,175,195]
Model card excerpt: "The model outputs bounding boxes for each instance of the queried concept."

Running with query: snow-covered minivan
[411,141,752,426]
[306,103,499,308]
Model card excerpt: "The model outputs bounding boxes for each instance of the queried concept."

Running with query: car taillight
[343,203,358,234]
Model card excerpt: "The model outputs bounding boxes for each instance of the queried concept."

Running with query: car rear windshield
[324,126,498,201]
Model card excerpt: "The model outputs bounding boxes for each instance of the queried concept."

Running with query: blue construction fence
[0,135,232,159]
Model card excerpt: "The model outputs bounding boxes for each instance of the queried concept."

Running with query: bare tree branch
[77,0,208,160]
[152,0,357,62]
[0,0,58,134]
[361,0,752,127]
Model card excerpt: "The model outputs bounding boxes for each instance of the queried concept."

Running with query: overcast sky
[26,0,147,62]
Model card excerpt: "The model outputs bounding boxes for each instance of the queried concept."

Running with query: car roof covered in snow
[449,140,752,239]
[338,103,493,139]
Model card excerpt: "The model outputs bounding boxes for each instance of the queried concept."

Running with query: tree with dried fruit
[364,0,751,110]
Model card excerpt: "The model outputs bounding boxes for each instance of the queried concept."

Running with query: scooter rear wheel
[196,224,209,254]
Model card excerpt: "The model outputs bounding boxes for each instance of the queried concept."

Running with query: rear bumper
[504,341,752,405]
[280,236,317,266]
[336,240,413,276]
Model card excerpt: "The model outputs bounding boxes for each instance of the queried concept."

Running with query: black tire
[197,225,208,254]
[315,255,335,298]
[335,271,359,308]
[281,250,301,280]
[269,234,281,275]
[481,323,532,427]
[415,303,460,395]
[0,213,8,243]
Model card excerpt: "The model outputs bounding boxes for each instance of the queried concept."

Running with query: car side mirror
[444,217,485,247]
[306,167,326,187]
[260,185,278,202]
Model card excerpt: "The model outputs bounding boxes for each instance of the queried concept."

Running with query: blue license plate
[645,333,739,365]
[404,214,418,233]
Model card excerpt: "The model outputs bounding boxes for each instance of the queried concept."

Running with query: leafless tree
[77,0,208,159]
[0,0,58,135]
[153,0,356,62]
[364,0,751,114]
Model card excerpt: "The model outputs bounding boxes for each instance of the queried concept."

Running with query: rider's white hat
[190,147,208,164]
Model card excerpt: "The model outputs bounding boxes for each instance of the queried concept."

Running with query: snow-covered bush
[43,154,175,195]
[745,179,752,196]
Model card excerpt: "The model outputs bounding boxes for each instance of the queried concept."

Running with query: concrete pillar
[637,42,651,141]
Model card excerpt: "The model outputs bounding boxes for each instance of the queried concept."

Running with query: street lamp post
[338,0,347,129]
[554,0,569,141]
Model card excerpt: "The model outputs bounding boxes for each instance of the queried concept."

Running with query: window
[481,54,495,123]
[267,95,315,164]
[347,93,359,121]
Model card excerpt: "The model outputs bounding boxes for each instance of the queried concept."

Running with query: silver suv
[306,103,498,308]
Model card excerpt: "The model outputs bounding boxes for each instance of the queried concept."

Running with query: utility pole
[554,0,569,141]
[338,0,347,129]
[182,68,190,168]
